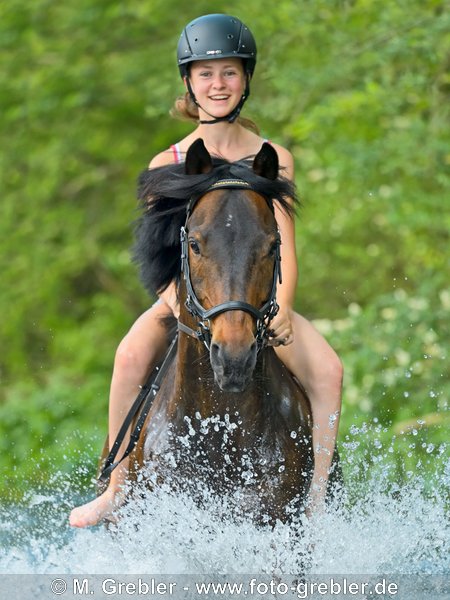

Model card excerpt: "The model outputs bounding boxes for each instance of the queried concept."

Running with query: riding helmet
[177,14,257,78]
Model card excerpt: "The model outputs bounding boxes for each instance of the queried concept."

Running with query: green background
[1,0,448,500]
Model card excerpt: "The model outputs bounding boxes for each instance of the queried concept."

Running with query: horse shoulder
[264,348,312,420]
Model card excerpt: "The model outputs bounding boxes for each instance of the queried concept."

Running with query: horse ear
[252,143,279,181]
[185,138,213,175]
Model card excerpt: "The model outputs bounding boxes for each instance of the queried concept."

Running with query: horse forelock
[133,157,297,297]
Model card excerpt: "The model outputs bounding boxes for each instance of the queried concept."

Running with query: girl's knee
[312,350,343,394]
[114,305,171,375]
[330,354,344,391]
[114,336,150,377]
[329,351,344,383]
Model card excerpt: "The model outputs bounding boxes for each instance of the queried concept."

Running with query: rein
[177,178,282,351]
[98,334,178,483]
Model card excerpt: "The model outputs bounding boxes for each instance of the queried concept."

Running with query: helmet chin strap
[186,77,250,125]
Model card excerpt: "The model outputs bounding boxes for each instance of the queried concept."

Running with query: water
[0,433,448,598]
[1,478,448,576]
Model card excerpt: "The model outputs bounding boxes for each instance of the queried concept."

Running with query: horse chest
[143,402,309,492]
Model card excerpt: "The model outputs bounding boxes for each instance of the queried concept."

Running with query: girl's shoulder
[148,149,177,169]
[247,129,293,171]
[264,140,295,180]
[148,135,198,168]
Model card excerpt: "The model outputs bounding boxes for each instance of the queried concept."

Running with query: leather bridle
[177,178,282,351]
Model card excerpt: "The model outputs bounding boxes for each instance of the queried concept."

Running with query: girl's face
[188,58,246,119]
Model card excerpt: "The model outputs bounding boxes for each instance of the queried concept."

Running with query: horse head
[181,139,283,392]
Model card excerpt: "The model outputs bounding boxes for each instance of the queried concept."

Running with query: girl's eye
[189,240,201,255]
[200,72,212,77]
[224,71,237,77]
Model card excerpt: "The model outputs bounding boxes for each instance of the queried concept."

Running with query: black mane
[133,157,298,297]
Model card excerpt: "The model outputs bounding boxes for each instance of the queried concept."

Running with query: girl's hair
[170,92,260,134]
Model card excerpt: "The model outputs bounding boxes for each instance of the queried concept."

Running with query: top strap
[170,143,183,164]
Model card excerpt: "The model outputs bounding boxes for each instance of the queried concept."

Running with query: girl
[69,13,343,528]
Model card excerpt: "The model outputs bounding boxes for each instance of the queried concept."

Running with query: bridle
[177,178,282,352]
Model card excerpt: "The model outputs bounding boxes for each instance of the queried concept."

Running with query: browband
[186,178,252,216]
[206,179,251,190]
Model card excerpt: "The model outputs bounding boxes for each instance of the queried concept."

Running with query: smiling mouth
[209,95,230,101]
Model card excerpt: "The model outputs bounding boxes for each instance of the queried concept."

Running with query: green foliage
[0,0,448,498]
[315,277,449,487]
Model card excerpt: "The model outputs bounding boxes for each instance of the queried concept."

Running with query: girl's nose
[211,75,225,89]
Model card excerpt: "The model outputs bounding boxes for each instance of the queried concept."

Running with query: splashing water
[0,430,448,578]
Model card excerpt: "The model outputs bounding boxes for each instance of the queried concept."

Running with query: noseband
[178,179,282,351]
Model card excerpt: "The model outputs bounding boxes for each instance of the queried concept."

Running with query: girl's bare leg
[274,312,343,511]
[69,301,172,528]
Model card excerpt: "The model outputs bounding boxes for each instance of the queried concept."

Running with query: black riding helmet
[177,14,257,124]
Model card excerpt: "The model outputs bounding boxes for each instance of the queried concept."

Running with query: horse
[100,139,339,524]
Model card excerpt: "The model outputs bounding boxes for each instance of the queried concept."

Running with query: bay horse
[101,139,338,524]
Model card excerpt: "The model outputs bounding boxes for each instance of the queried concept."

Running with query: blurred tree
[0,0,448,496]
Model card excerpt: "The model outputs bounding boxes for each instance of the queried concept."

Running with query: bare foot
[69,489,122,528]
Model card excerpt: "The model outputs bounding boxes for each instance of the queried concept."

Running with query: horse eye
[189,239,201,255]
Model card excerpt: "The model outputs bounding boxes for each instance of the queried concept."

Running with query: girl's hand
[267,305,294,346]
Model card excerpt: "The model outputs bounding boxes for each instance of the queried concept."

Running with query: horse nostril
[210,342,220,361]
[250,341,257,354]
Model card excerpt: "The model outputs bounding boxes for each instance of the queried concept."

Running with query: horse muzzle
[210,339,258,393]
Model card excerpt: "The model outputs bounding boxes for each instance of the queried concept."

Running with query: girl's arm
[269,145,298,344]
